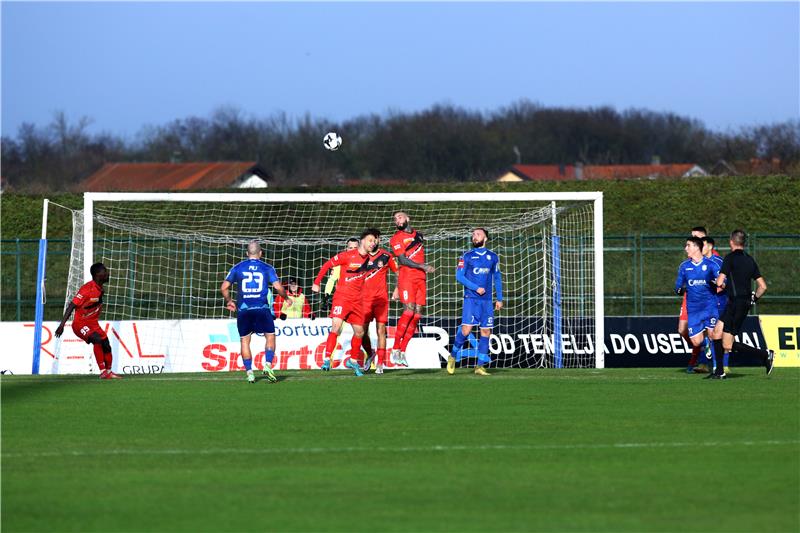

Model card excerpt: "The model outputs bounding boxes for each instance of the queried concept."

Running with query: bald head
[247,240,263,258]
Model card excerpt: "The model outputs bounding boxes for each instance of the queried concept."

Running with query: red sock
[377,348,387,366]
[361,331,372,356]
[399,314,422,351]
[93,343,106,371]
[349,336,363,365]
[688,345,701,367]
[394,310,414,348]
[324,332,338,358]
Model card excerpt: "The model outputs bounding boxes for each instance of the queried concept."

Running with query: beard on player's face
[396,220,408,231]
[472,238,485,248]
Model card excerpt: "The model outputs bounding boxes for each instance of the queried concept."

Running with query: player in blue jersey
[447,228,504,376]
[220,240,292,383]
[674,236,721,373]
[702,236,730,372]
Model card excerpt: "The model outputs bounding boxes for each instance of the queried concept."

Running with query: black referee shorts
[721,299,751,336]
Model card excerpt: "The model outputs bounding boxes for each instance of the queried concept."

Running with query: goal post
[56,191,604,372]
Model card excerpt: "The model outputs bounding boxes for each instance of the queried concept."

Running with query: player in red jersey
[358,230,399,374]
[54,262,120,379]
[312,229,379,376]
[389,211,435,367]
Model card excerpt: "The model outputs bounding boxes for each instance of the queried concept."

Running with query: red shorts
[72,321,106,344]
[679,293,688,321]
[398,276,426,306]
[362,297,389,324]
[330,296,364,324]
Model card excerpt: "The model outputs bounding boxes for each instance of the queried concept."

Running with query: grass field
[2,367,799,532]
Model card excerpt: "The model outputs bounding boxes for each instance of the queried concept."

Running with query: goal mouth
[52,192,603,373]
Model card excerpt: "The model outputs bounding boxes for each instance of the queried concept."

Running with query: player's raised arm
[312,254,342,292]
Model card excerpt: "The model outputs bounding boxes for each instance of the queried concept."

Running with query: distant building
[497,163,707,182]
[80,162,271,191]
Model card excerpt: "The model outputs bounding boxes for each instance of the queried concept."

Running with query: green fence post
[15,238,22,320]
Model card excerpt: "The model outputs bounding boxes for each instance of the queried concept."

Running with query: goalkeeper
[448,228,503,376]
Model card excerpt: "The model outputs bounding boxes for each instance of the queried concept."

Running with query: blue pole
[552,234,562,368]
[32,238,48,374]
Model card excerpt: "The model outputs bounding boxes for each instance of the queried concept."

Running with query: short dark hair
[90,262,107,278]
[686,237,704,250]
[361,228,381,240]
[474,227,489,240]
[691,226,708,236]
[702,236,715,246]
[346,237,359,246]
[730,229,747,246]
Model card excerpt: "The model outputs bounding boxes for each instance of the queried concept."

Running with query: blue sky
[2,1,798,139]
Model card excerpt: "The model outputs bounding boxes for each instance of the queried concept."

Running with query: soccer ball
[323,132,342,151]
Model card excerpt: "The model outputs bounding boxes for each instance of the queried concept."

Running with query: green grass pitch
[2,367,798,532]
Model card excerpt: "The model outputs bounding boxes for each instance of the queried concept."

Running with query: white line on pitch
[3,440,798,459]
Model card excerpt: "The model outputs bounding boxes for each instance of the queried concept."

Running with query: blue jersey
[456,248,503,301]
[708,254,728,313]
[225,259,279,312]
[674,257,720,315]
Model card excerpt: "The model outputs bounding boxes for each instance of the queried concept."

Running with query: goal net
[54,192,603,373]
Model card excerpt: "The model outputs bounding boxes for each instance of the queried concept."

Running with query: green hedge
[2,175,799,321]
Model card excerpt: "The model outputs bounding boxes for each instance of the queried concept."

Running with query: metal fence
[3,234,799,322]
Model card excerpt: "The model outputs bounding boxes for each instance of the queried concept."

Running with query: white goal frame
[82,191,605,368]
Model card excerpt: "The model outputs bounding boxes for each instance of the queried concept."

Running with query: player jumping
[54,262,120,379]
[389,211,435,367]
[359,230,399,374]
[312,229,379,376]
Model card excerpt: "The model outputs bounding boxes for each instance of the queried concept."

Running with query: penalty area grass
[2,367,798,532]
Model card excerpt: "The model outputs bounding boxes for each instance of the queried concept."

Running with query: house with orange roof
[497,163,707,182]
[80,162,271,191]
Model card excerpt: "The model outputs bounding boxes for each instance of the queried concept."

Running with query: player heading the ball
[312,229,380,376]
[389,211,435,367]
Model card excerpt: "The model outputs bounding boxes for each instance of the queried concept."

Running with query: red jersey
[390,229,426,281]
[363,249,398,301]
[71,280,104,323]
[314,248,371,302]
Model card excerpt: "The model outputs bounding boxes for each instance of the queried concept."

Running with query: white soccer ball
[323,132,342,151]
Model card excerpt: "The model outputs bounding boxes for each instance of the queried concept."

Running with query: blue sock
[708,338,716,372]
[243,357,252,371]
[452,330,467,360]
[265,349,275,367]
[723,352,730,368]
[477,335,491,366]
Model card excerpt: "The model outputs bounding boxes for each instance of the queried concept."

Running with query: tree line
[2,101,799,190]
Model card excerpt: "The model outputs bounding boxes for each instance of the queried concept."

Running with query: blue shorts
[237,308,275,337]
[461,298,495,329]
[687,307,718,337]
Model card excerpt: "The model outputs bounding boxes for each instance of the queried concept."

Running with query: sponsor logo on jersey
[473,267,491,275]
[688,279,708,286]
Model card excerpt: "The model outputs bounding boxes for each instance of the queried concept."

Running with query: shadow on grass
[1,374,100,402]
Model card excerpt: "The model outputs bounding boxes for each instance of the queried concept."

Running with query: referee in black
[710,229,775,379]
